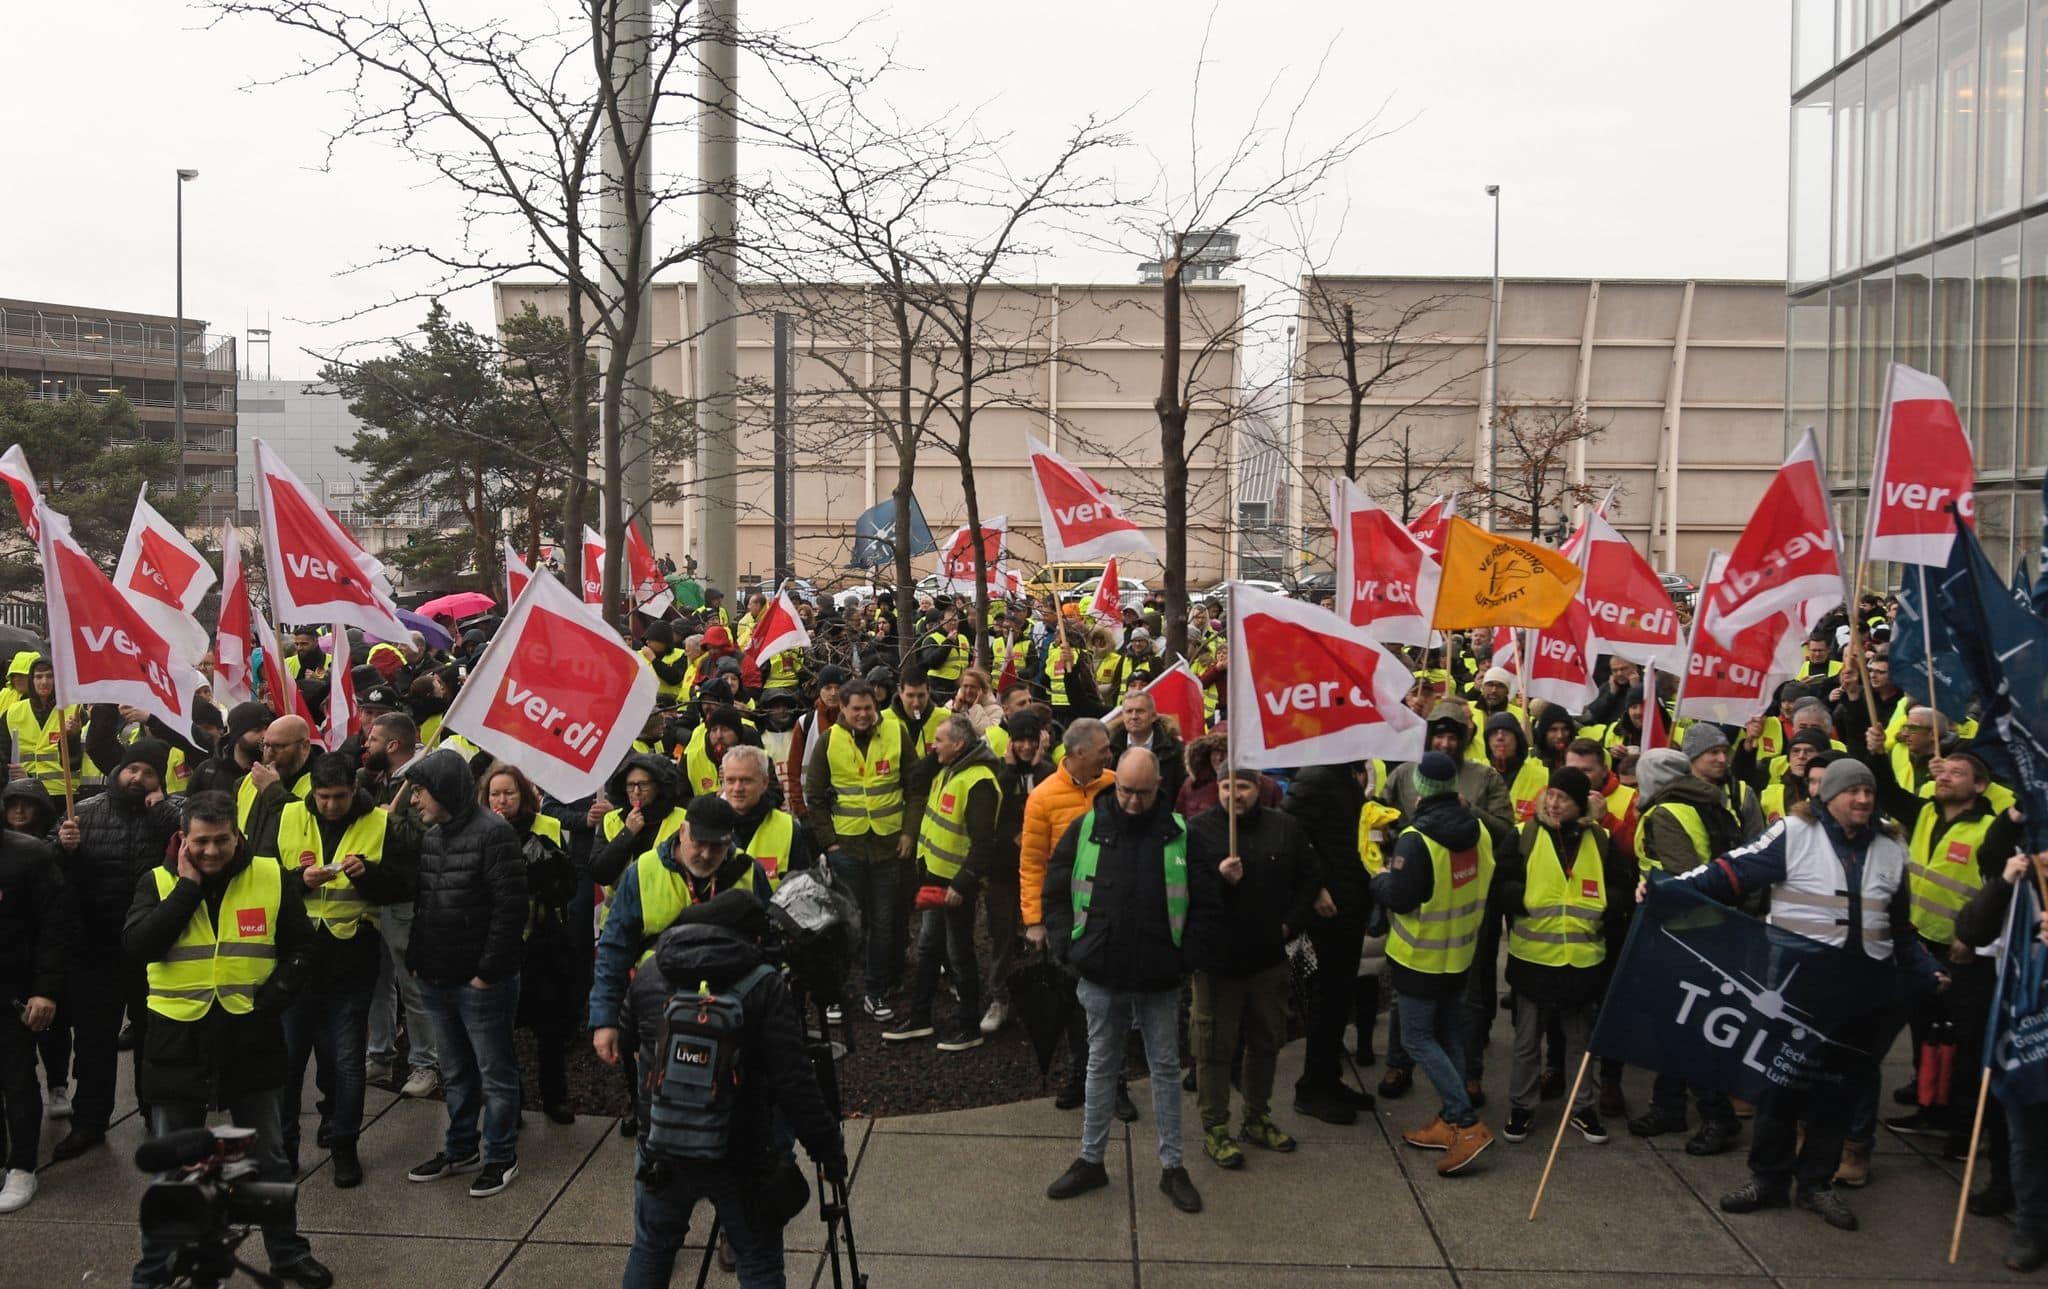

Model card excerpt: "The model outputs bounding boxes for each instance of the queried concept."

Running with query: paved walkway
[0,1033,2024,1287]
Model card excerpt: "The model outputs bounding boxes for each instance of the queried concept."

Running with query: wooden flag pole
[1528,1051,1591,1221]
[1846,559,1883,731]
[1949,1067,1994,1263]
[55,708,77,821]
[1919,562,1942,730]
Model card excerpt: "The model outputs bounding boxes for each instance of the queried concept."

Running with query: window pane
[1836,63,1868,274]
[1842,0,1868,56]
[1902,18,1939,248]
[2030,0,2048,201]
[1871,0,1903,38]
[1975,222,2020,474]
[1940,0,1982,237]
[1860,273,1896,488]
[2020,212,2048,469]
[1830,284,1862,485]
[1797,0,1838,87]
[1982,0,2027,218]
[1867,39,1902,262]
[1897,253,1935,366]
[1978,487,2017,579]
[2019,479,2044,582]
[1795,83,1839,285]
[1789,292,1833,445]
[1933,240,1977,422]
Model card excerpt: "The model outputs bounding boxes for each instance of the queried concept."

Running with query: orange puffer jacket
[1017,765,1113,926]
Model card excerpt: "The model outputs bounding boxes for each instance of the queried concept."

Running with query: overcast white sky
[7,1,1791,378]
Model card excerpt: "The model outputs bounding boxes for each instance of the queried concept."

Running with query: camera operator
[123,790,329,1289]
[621,889,848,1288]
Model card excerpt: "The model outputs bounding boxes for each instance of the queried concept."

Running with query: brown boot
[1834,1140,1871,1189]
[1438,1122,1495,1176]
[1401,1114,1458,1151]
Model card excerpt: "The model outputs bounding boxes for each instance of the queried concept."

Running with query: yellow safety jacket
[145,858,283,1022]
[1356,801,1403,875]
[1386,830,1494,975]
[1638,801,1710,878]
[741,809,796,888]
[649,647,689,705]
[1906,806,1994,946]
[924,631,969,683]
[5,701,91,793]
[236,770,312,834]
[1501,756,1549,824]
[1507,825,1608,969]
[917,761,1000,882]
[271,802,388,939]
[1045,645,1081,707]
[825,723,904,836]
[634,852,759,961]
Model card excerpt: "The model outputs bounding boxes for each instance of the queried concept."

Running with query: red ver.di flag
[38,504,206,743]
[743,588,811,667]
[214,521,255,708]
[581,526,606,607]
[322,624,358,752]
[502,538,535,607]
[624,521,674,617]
[1525,598,1595,710]
[254,438,409,640]
[938,516,1006,594]
[1864,362,1977,567]
[1679,552,1803,726]
[1226,583,1423,770]
[1025,434,1156,562]
[1332,476,1440,647]
[1,444,44,540]
[1407,494,1455,560]
[1701,428,1843,638]
[1581,511,1682,665]
[115,486,214,664]
[1089,555,1123,625]
[442,567,658,803]
[1143,660,1208,740]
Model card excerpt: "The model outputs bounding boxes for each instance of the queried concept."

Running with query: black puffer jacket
[589,752,688,887]
[123,843,314,1104]
[187,701,272,799]
[0,828,69,1001]
[629,913,846,1177]
[62,774,182,951]
[1185,801,1320,977]
[403,750,527,984]
[1043,792,1189,993]
[1282,763,1372,930]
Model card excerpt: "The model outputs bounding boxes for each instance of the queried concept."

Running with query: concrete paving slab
[848,1253,1135,1288]
[872,1094,1080,1138]
[1460,1274,1771,1288]
[1136,1138,1444,1269]
[30,1109,154,1225]
[498,1239,825,1287]
[294,1096,609,1238]
[300,1230,515,1284]
[1146,1268,1455,1288]
[854,1132,1133,1261]
[0,1217,142,1283]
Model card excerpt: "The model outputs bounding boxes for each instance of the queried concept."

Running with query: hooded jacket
[1042,790,1189,993]
[1282,763,1374,929]
[188,702,275,798]
[1185,800,1320,977]
[402,749,527,984]
[1176,730,1282,817]
[1384,703,1516,844]
[122,839,314,1104]
[589,834,772,1030]
[3,776,57,841]
[589,752,689,887]
[627,915,845,1177]
[1639,756,1747,874]
[0,822,68,1002]
[1530,705,1578,770]
[61,743,184,950]
[1371,791,1498,1000]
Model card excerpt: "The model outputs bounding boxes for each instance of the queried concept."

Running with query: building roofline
[1298,274,1785,289]
[0,297,212,330]
[492,279,1242,293]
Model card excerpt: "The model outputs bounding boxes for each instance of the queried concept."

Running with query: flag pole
[1948,1067,1993,1263]
[1528,1050,1591,1221]
[1849,394,1887,735]
[55,708,77,821]
[1919,562,1941,730]
[1225,585,1238,863]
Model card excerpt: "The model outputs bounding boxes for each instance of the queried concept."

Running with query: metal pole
[174,169,198,493]
[695,0,740,594]
[606,0,656,534]
[773,311,791,581]
[1484,183,1501,528]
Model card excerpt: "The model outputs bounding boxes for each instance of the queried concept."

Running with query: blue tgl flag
[1590,879,1905,1101]
[1988,874,2048,1109]
[1890,565,1982,717]
[849,495,936,569]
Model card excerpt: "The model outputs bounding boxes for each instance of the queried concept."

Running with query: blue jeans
[279,967,375,1157]
[828,837,902,998]
[417,976,522,1165]
[1075,979,1183,1169]
[624,1152,785,1288]
[133,1095,311,1287]
[1397,989,1474,1128]
[909,902,980,1026]
[367,903,437,1071]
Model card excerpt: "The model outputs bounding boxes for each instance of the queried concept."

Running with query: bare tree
[1482,398,1612,540]
[1296,278,1485,482]
[1375,424,1467,525]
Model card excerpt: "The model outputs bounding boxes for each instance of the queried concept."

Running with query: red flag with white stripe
[1525,599,1594,710]
[322,623,358,751]
[1026,434,1156,561]
[1143,660,1207,739]
[1407,494,1456,561]
[1640,659,1671,751]
[624,522,674,617]
[503,538,534,608]
[1581,511,1682,666]
[213,521,255,709]
[938,516,1007,595]
[1332,477,1440,647]
[254,439,408,640]
[1226,583,1424,769]
[1,445,44,541]
[742,589,811,667]
[1089,555,1123,625]
[581,526,606,607]
[114,486,214,664]
[1865,362,1977,567]
[259,614,320,730]
[1701,429,1844,638]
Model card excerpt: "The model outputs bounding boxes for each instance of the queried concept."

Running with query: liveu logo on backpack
[645,964,776,1162]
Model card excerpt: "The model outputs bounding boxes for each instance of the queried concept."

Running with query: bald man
[241,715,318,859]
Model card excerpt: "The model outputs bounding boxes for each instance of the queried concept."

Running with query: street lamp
[174,168,199,494]
[1483,183,1501,528]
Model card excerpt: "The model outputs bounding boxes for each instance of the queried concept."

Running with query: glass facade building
[1790,0,2048,578]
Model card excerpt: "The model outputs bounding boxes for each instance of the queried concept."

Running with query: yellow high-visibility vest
[145,858,283,1022]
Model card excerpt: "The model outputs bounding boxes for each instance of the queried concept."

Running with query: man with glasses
[240,716,317,857]
[1042,748,1205,1215]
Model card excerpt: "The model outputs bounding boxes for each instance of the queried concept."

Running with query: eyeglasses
[262,739,304,751]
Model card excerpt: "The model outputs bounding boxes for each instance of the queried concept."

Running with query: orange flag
[1431,516,1584,630]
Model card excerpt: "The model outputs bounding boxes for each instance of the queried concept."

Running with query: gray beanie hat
[1681,723,1730,762]
[1816,757,1876,804]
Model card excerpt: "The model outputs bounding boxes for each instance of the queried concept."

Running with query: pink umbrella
[416,591,497,620]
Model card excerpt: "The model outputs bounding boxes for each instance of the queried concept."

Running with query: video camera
[136,1125,299,1288]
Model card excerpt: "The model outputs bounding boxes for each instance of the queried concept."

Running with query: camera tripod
[167,1227,285,1289]
[692,992,867,1289]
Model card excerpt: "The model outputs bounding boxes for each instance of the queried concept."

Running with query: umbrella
[416,591,496,621]
[363,609,455,652]
[1006,956,1077,1079]
[0,623,46,656]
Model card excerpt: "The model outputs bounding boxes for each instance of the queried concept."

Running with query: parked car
[1658,572,1697,606]
[1192,578,1282,604]
[1067,574,1151,610]
[1290,572,1336,604]
[1024,561,1108,602]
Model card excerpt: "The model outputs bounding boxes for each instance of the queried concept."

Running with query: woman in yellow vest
[480,762,578,1126]
[263,753,417,1183]
[1497,767,1630,1146]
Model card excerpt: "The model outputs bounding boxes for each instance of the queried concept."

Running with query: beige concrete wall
[495,281,1243,590]
[1291,276,1786,583]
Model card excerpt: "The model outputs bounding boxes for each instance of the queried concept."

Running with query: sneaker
[1202,1125,1244,1169]
[269,1255,335,1288]
[1719,1180,1790,1214]
[881,1013,935,1042]
[0,1169,36,1213]
[1570,1110,1609,1144]
[1239,1113,1296,1152]
[1159,1165,1203,1213]
[1113,1081,1139,1123]
[406,1151,482,1183]
[1046,1156,1109,1200]
[861,995,896,1023]
[1053,1079,1085,1111]
[43,1086,71,1120]
[1502,1108,1535,1142]
[1437,1122,1494,1176]
[1292,1088,1359,1126]
[400,1067,440,1099]
[979,1000,1009,1035]
[365,1058,395,1085]
[1539,1067,1565,1100]
[824,1003,843,1025]
[1627,1106,1688,1138]
[935,1027,984,1052]
[1796,1185,1858,1231]
[1377,1067,1413,1099]
[469,1160,518,1198]
[1401,1114,1458,1151]
[1834,1140,1871,1188]
[1686,1118,1741,1156]
[330,1141,363,1189]
[1883,1108,1943,1136]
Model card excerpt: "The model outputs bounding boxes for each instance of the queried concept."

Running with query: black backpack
[644,963,778,1162]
